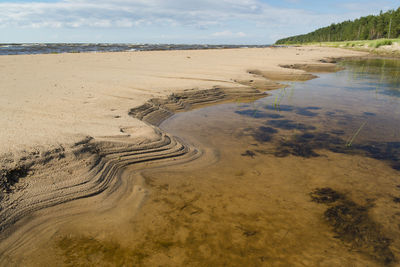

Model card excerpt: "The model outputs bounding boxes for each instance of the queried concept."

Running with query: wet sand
[0,47,371,265]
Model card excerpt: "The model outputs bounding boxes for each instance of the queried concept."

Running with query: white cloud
[0,0,345,30]
[0,0,265,28]
[212,31,247,37]
[0,0,397,43]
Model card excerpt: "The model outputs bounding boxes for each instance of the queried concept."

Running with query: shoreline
[0,47,367,254]
[277,40,400,58]
[0,44,272,56]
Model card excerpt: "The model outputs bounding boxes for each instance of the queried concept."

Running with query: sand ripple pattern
[129,87,266,125]
[0,86,264,241]
[0,129,197,236]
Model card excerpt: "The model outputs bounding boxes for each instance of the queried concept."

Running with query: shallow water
[4,58,400,266]
[164,58,400,171]
[154,58,400,265]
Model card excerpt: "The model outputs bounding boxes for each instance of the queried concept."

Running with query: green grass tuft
[372,40,393,48]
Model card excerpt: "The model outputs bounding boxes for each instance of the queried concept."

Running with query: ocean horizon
[0,43,271,55]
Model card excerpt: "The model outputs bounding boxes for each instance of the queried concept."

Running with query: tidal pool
[4,58,400,266]
[150,58,400,266]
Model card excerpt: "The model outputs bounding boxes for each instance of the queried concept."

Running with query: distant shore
[276,39,400,57]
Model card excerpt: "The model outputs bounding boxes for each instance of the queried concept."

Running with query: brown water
[4,58,400,266]
[155,58,400,266]
[154,60,400,266]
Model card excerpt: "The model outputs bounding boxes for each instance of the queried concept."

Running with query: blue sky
[0,0,398,44]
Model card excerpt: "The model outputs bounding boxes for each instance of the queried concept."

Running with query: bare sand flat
[0,47,364,154]
[0,47,371,265]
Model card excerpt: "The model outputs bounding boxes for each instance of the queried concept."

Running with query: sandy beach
[0,47,372,265]
[0,47,365,154]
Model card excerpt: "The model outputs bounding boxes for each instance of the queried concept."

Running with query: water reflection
[339,58,400,97]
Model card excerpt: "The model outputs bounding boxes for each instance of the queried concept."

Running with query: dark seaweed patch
[265,104,294,112]
[235,109,284,119]
[241,150,256,158]
[251,126,278,143]
[259,126,278,134]
[273,149,291,157]
[353,142,400,170]
[326,113,354,126]
[239,109,399,170]
[295,107,319,117]
[393,197,400,203]
[356,144,383,159]
[253,149,271,155]
[253,132,272,142]
[265,105,321,117]
[334,109,345,113]
[330,129,345,135]
[312,133,343,145]
[0,165,30,195]
[300,133,315,139]
[310,188,344,203]
[325,202,395,265]
[311,188,395,265]
[266,120,316,131]
[265,113,284,119]
[271,128,400,170]
[275,142,319,157]
[274,132,344,158]
[235,109,267,119]
[392,164,400,171]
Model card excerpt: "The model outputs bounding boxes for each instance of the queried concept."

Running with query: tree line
[275,7,400,44]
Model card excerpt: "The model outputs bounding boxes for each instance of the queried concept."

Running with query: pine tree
[276,7,400,44]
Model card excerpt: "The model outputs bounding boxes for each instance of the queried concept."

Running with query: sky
[0,0,399,44]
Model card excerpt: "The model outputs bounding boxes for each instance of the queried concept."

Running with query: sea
[0,43,270,55]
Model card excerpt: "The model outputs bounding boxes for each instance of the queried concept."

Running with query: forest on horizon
[276,7,400,44]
